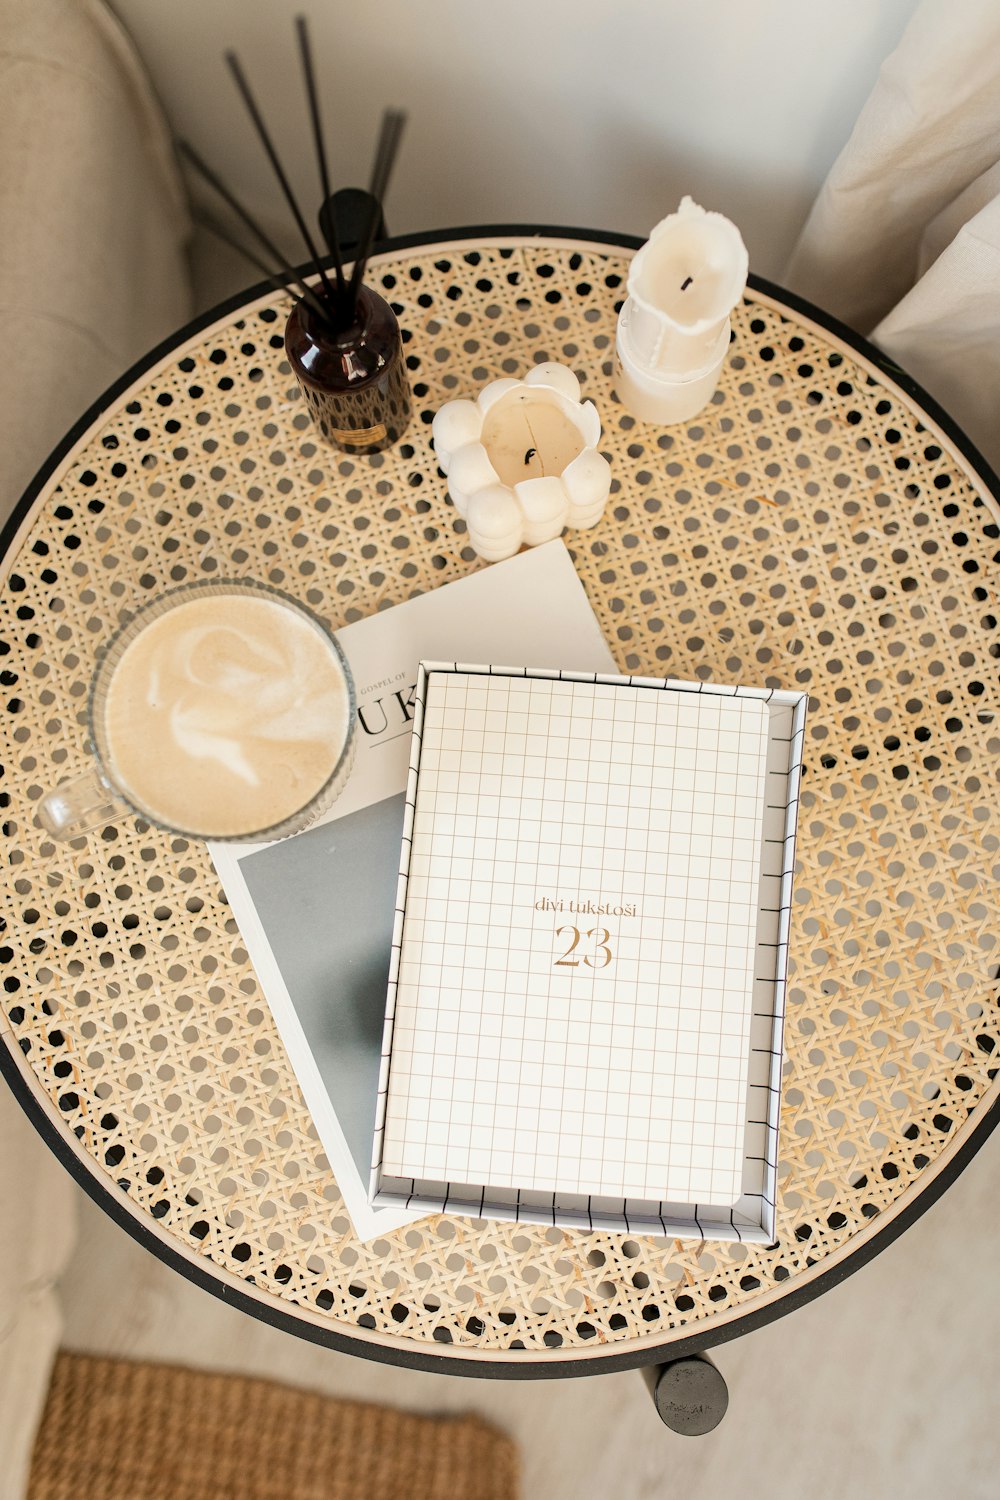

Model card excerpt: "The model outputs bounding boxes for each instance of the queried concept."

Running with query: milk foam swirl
[159,621,345,783]
[103,595,351,837]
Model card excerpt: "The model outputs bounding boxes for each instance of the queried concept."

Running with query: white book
[210,542,616,1240]
[372,664,807,1243]
[380,670,769,1203]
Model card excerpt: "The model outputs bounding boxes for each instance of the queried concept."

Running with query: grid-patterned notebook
[379,667,771,1206]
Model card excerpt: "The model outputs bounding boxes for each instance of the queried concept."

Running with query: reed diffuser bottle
[181,20,411,456]
[285,280,411,455]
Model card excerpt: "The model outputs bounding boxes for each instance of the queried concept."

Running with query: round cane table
[2,228,999,1379]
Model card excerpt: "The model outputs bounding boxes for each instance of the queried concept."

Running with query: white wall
[112,0,919,280]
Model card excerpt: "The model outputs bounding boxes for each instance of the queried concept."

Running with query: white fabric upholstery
[0,2,191,1493]
[785,0,1000,470]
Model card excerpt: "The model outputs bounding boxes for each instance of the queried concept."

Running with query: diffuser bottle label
[334,422,388,448]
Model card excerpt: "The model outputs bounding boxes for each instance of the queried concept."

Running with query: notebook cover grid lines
[375,664,776,1208]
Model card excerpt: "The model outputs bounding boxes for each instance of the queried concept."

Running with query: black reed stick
[295,14,346,306]
[194,208,331,322]
[178,139,332,324]
[347,107,406,311]
[225,48,338,307]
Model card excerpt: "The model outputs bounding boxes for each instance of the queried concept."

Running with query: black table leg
[642,1352,729,1434]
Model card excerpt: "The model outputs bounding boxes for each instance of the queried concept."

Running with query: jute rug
[28,1352,519,1500]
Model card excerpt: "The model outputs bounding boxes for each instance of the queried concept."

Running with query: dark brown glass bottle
[284,285,411,455]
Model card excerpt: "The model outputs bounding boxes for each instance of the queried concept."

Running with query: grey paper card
[240,794,405,1185]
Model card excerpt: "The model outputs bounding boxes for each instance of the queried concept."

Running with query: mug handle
[37,770,128,841]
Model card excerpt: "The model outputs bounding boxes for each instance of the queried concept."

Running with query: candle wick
[524,411,543,474]
[681,276,693,291]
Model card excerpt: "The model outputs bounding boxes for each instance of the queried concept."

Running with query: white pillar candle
[432,363,612,562]
[615,196,748,425]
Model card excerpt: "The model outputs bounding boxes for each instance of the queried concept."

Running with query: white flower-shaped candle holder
[431,362,612,562]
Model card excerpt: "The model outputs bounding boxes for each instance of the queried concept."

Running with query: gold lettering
[554,925,614,969]
[555,925,581,966]
[584,927,613,969]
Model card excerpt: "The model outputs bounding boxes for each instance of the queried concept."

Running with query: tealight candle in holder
[615,196,748,426]
[431,363,611,562]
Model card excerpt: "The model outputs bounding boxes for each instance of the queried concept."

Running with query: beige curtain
[785,0,1000,472]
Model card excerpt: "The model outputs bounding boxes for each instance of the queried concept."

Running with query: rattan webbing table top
[2,232,999,1373]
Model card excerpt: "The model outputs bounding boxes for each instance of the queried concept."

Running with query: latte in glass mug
[39,581,356,843]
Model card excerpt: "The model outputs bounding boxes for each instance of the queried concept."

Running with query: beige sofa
[0,2,191,1492]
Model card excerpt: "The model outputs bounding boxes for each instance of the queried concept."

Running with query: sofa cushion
[0,2,192,1493]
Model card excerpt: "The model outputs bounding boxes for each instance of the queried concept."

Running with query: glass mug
[38,579,357,844]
